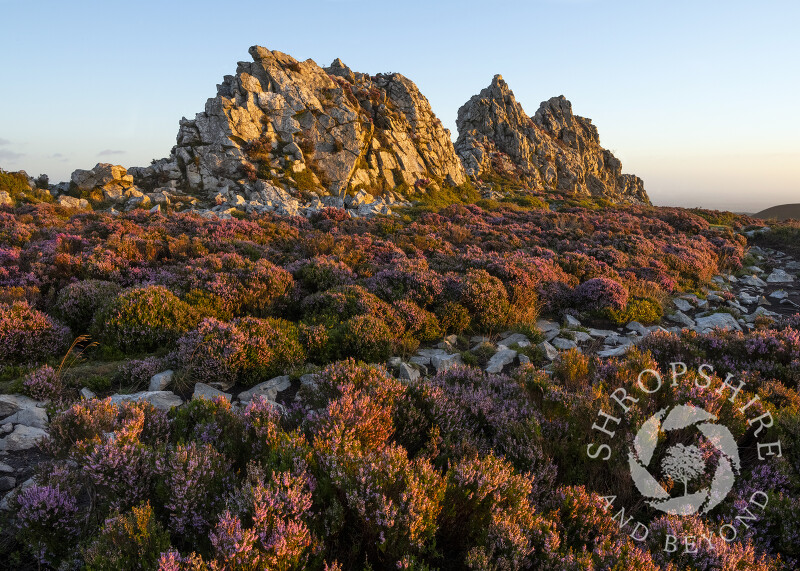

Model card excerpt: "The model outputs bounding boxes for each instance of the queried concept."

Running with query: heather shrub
[0,300,71,364]
[113,356,170,391]
[83,502,172,570]
[13,485,81,566]
[170,396,246,464]
[366,259,444,308]
[22,364,63,402]
[94,286,199,352]
[332,314,396,362]
[438,453,540,569]
[176,316,305,387]
[553,348,592,391]
[319,443,445,561]
[393,300,441,342]
[302,284,403,331]
[53,279,121,332]
[155,441,232,542]
[457,269,511,332]
[572,277,628,313]
[290,255,356,293]
[435,301,471,334]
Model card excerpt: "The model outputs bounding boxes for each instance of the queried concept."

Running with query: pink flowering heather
[53,278,121,332]
[155,441,232,539]
[14,485,81,565]
[0,300,70,364]
[572,276,629,312]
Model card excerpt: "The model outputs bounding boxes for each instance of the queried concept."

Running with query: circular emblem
[628,404,741,515]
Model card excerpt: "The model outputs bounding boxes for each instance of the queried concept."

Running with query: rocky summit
[455,75,649,205]
[129,46,466,211]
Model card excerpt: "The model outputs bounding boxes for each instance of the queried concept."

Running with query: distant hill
[754,204,800,221]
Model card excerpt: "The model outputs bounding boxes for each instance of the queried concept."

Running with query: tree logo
[628,404,741,515]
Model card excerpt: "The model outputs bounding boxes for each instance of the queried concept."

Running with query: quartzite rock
[455,75,649,204]
[131,46,465,202]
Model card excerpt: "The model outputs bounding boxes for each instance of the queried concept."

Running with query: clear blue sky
[1,0,797,212]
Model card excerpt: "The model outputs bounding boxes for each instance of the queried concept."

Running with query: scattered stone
[536,319,560,333]
[694,313,742,333]
[0,477,14,492]
[237,376,291,404]
[767,269,794,284]
[738,291,759,305]
[552,337,578,351]
[769,290,789,300]
[0,394,41,419]
[148,370,174,392]
[498,333,530,348]
[193,383,232,401]
[109,391,183,411]
[430,353,463,373]
[673,298,693,312]
[485,349,517,374]
[3,407,48,430]
[667,311,696,328]
[564,315,582,328]
[538,341,559,361]
[80,388,96,400]
[57,195,90,209]
[739,275,767,288]
[0,425,48,451]
[626,321,649,336]
[598,346,628,358]
[397,363,420,382]
[0,462,12,473]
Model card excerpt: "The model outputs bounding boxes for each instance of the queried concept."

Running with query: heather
[6,200,800,570]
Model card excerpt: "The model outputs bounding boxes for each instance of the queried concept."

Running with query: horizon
[1,0,797,212]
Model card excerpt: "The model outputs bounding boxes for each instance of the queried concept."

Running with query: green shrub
[93,286,200,353]
[606,297,663,325]
[53,279,121,332]
[83,502,171,571]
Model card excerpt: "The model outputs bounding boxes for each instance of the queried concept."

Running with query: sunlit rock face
[455,75,650,205]
[130,46,465,201]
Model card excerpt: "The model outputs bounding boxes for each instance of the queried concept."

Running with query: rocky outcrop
[455,75,649,205]
[130,46,465,203]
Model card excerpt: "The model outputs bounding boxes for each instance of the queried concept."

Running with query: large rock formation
[131,46,465,203]
[455,75,649,205]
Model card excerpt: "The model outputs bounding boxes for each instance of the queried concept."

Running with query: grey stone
[551,337,578,351]
[667,311,696,328]
[109,391,183,411]
[767,269,794,284]
[739,275,767,288]
[148,370,174,392]
[3,407,48,430]
[238,376,291,403]
[430,353,463,373]
[598,346,628,358]
[694,313,742,333]
[485,349,517,374]
[769,290,789,300]
[80,388,96,400]
[626,321,649,336]
[538,341,559,361]
[193,383,232,401]
[536,319,560,333]
[0,462,12,473]
[0,425,48,451]
[0,394,41,420]
[673,298,693,312]
[564,315,582,328]
[397,363,420,382]
[0,476,14,492]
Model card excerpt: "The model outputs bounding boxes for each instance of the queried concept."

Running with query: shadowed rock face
[132,46,465,199]
[455,75,650,205]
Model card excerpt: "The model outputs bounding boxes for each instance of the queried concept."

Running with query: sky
[0,0,797,213]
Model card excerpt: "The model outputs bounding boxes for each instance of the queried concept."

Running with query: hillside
[754,203,800,220]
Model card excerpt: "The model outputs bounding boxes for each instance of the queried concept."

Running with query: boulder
[485,349,517,374]
[109,391,183,411]
[694,313,742,333]
[430,353,463,373]
[673,298,693,312]
[538,341,559,361]
[0,394,41,420]
[396,363,420,382]
[57,195,90,209]
[3,407,48,430]
[0,425,48,451]
[148,370,174,392]
[552,337,578,351]
[192,383,232,402]
[237,376,291,404]
[767,269,794,284]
